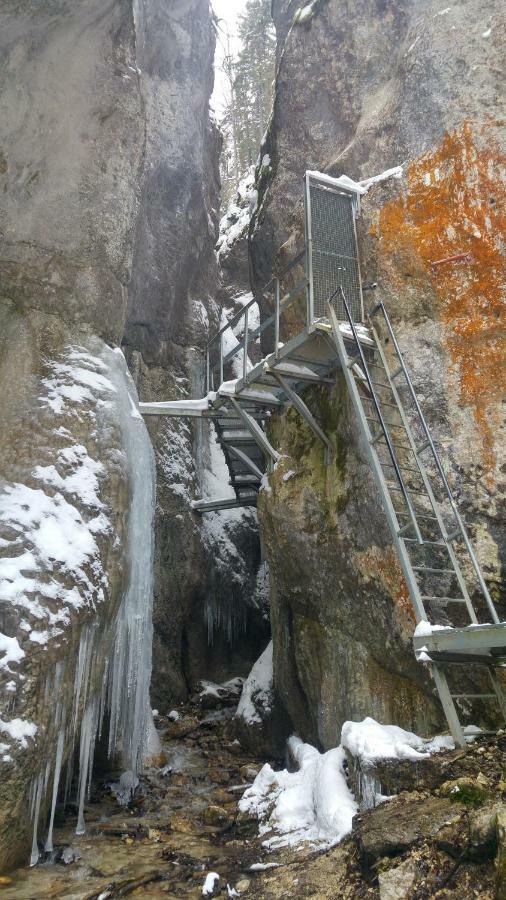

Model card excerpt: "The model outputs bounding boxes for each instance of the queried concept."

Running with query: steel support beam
[271,372,333,464]
[227,445,264,480]
[229,398,280,463]
[413,623,506,656]
[192,497,257,514]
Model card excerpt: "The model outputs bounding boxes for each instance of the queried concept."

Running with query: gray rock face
[252,0,505,747]
[0,0,264,868]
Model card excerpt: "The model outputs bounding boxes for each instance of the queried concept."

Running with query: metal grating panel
[307,181,363,322]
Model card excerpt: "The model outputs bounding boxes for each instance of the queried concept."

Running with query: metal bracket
[272,372,333,465]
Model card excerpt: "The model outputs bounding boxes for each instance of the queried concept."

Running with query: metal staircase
[140,169,505,746]
[328,289,505,746]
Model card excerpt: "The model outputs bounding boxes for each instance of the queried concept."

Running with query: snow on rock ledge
[342,717,456,811]
[216,166,257,263]
[235,640,291,756]
[237,640,273,726]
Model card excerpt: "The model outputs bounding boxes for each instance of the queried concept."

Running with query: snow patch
[216,166,257,260]
[0,717,37,748]
[202,872,220,897]
[0,633,25,673]
[237,641,273,726]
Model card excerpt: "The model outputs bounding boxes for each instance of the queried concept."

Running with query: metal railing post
[219,334,224,386]
[274,278,280,357]
[304,173,314,326]
[243,306,249,381]
[205,345,210,395]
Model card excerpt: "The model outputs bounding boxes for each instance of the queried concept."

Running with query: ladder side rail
[327,302,428,623]
[337,288,423,545]
[371,327,479,625]
[376,302,499,625]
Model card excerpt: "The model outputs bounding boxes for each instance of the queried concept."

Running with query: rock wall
[0,0,264,868]
[251,0,505,749]
[118,0,265,706]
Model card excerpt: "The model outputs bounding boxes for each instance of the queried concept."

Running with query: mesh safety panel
[308,183,363,322]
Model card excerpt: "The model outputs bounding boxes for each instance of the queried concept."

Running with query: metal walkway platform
[140,170,505,746]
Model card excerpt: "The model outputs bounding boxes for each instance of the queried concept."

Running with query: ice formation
[240,736,357,850]
[1,344,158,865]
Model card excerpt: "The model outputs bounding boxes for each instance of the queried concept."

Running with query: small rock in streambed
[202,805,233,828]
[165,716,199,738]
[378,857,418,899]
[60,845,82,865]
[239,764,260,781]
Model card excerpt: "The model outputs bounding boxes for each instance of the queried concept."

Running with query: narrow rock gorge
[0,0,504,896]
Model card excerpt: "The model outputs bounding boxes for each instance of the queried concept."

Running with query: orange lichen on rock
[356,546,415,625]
[378,122,505,469]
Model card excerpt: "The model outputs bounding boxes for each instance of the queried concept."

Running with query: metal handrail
[207,248,306,348]
[371,300,499,623]
[206,247,307,392]
[337,286,424,544]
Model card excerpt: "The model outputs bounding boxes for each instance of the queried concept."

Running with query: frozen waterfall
[28,344,158,864]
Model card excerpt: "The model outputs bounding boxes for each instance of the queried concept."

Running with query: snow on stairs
[327,293,506,748]
[193,321,349,510]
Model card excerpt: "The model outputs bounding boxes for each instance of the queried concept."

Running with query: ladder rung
[377,440,414,452]
[382,461,420,474]
[446,527,462,542]
[397,513,439,521]
[365,417,406,430]
[365,398,400,410]
[370,380,392,389]
[387,484,427,496]
[420,595,466,603]
[369,431,384,446]
[391,366,404,379]
[404,539,447,547]
[416,439,431,454]
[412,566,455,574]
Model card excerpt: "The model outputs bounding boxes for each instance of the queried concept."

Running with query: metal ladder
[328,290,506,747]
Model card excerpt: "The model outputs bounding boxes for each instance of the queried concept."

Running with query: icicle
[30,774,44,867]
[45,713,66,853]
[75,697,99,835]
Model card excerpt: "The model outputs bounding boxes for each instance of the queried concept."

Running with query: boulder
[354,797,462,865]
